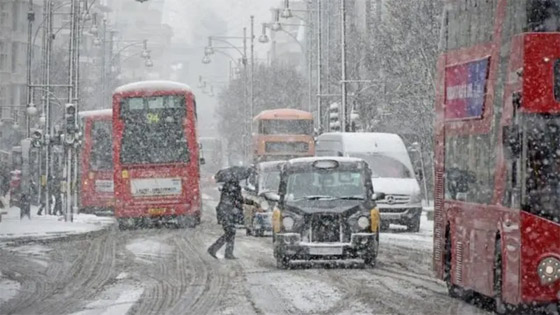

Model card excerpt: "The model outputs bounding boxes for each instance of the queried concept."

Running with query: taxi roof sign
[312,160,339,169]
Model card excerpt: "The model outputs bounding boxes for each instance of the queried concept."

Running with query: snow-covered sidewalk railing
[0,206,115,243]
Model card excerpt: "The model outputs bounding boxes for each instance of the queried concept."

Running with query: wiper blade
[301,195,335,200]
[337,196,365,200]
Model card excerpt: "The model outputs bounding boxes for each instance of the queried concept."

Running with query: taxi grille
[311,214,341,242]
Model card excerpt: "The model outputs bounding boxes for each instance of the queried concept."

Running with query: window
[444,133,496,204]
[259,119,313,135]
[89,121,113,170]
[285,170,366,201]
[120,96,189,164]
[555,59,560,102]
[350,153,413,179]
[527,0,560,31]
[0,41,8,72]
[447,0,497,50]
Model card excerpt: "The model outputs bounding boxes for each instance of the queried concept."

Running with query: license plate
[308,246,343,256]
[148,208,166,216]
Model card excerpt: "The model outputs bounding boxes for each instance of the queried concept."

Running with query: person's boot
[207,248,218,259]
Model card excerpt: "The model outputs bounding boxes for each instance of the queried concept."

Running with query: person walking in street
[208,178,255,260]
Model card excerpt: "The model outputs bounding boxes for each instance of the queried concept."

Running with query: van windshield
[350,153,413,179]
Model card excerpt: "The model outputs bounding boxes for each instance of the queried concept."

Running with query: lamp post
[202,25,252,163]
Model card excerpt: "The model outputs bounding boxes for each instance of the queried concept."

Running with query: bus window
[527,0,560,32]
[261,119,313,135]
[90,120,113,171]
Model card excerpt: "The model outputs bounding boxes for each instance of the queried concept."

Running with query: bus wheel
[494,239,510,314]
[444,233,461,298]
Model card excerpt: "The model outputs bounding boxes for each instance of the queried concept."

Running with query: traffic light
[65,103,77,143]
[329,102,341,131]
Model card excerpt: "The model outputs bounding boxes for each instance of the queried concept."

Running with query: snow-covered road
[0,186,492,315]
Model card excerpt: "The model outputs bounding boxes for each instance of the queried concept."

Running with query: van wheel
[407,217,421,232]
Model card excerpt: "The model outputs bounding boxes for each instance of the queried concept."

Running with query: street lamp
[144,57,153,68]
[281,0,293,18]
[259,23,270,43]
[204,45,214,56]
[202,54,211,64]
[38,113,46,127]
[27,102,38,116]
[271,9,282,31]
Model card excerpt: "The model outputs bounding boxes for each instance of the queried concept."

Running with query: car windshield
[285,169,366,201]
[350,153,413,178]
[260,170,280,192]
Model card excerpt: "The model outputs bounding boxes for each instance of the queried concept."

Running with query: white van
[316,132,422,232]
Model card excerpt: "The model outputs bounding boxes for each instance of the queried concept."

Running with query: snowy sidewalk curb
[0,224,113,247]
[0,206,115,247]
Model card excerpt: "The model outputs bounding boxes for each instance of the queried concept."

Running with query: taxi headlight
[357,216,370,229]
[261,200,270,211]
[537,256,560,285]
[282,216,295,231]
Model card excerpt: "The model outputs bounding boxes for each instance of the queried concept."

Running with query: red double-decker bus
[112,81,202,229]
[79,109,114,215]
[434,1,560,312]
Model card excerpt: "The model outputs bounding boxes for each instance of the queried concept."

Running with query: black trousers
[208,224,236,257]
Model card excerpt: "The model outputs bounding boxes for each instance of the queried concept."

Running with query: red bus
[79,109,114,215]
[434,1,560,312]
[112,81,202,229]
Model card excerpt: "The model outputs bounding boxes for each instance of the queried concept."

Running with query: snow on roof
[114,80,192,94]
[287,156,365,165]
[258,160,286,170]
[318,132,407,153]
[79,109,112,118]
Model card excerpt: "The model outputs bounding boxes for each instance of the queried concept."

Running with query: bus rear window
[90,120,113,171]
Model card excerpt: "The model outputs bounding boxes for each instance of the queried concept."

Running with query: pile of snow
[382,214,433,251]
[0,206,114,242]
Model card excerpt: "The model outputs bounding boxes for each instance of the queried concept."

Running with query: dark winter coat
[216,181,244,226]
[216,181,255,226]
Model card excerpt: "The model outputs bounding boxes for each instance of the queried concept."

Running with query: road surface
[0,186,491,315]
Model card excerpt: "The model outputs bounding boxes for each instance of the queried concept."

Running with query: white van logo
[386,195,395,204]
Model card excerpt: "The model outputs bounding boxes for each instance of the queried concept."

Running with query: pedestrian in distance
[208,177,256,260]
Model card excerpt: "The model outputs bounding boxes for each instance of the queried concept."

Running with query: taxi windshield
[285,169,366,201]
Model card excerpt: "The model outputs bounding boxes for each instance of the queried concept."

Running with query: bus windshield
[260,119,313,135]
[525,115,560,222]
[350,153,413,179]
[90,120,113,171]
[120,95,189,164]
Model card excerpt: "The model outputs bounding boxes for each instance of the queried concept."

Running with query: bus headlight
[537,257,560,285]
[282,216,295,231]
[357,216,370,229]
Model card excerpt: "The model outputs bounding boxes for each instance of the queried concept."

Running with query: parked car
[271,157,384,269]
[316,132,422,232]
[242,160,285,236]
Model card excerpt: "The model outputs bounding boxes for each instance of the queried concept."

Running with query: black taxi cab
[270,157,384,269]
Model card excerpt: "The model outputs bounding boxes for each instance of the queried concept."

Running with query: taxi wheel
[255,229,264,237]
[117,219,127,230]
[276,255,290,269]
